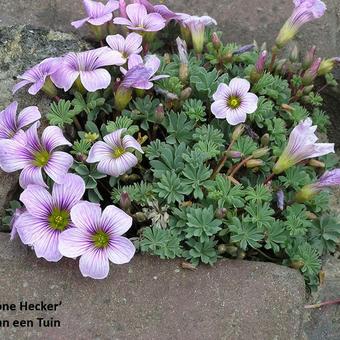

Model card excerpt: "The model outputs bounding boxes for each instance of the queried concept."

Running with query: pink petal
[0,101,17,133]
[106,34,126,52]
[310,143,335,158]
[211,100,227,119]
[17,106,41,130]
[12,80,30,94]
[28,79,45,95]
[33,230,63,262]
[95,49,126,67]
[107,236,135,264]
[71,18,90,29]
[125,33,143,55]
[103,129,125,148]
[225,108,248,126]
[87,141,113,163]
[98,152,137,176]
[25,121,41,152]
[122,135,143,153]
[101,205,133,235]
[128,54,143,69]
[143,13,166,31]
[20,184,52,217]
[58,228,91,258]
[242,92,259,114]
[44,151,74,183]
[19,165,47,189]
[42,126,71,152]
[80,69,112,92]
[88,13,113,26]
[213,83,230,101]
[70,201,102,231]
[50,64,79,92]
[229,78,250,95]
[126,3,147,26]
[84,0,104,16]
[113,17,133,26]
[52,174,85,210]
[105,0,120,12]
[79,249,110,279]
[0,139,32,172]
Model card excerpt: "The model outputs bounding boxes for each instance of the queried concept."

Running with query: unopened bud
[134,212,147,223]
[260,133,270,147]
[84,132,99,143]
[232,124,245,141]
[180,87,192,101]
[308,159,325,168]
[155,104,165,123]
[317,58,336,76]
[115,85,132,111]
[274,59,287,73]
[306,211,318,220]
[255,50,268,73]
[290,260,304,270]
[296,89,304,98]
[233,44,255,56]
[179,63,189,83]
[215,208,227,219]
[303,85,314,94]
[163,53,171,64]
[120,192,131,211]
[223,52,233,63]
[226,151,242,159]
[303,46,316,69]
[289,45,299,63]
[281,103,294,112]
[212,32,221,49]
[252,147,269,158]
[302,57,322,85]
[246,159,264,168]
[217,244,228,255]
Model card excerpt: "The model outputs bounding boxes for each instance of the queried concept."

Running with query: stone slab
[0,234,306,340]
[0,0,339,57]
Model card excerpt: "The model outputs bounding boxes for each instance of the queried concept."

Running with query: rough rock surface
[0,25,90,219]
[0,0,339,57]
[0,234,306,340]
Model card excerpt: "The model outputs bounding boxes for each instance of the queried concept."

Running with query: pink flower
[113,3,166,32]
[106,33,143,63]
[13,58,59,96]
[273,118,334,174]
[72,0,119,28]
[87,128,143,177]
[59,201,135,279]
[0,122,73,188]
[51,48,125,92]
[211,78,259,126]
[0,102,41,141]
[15,174,85,261]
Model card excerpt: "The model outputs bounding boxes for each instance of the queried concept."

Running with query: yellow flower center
[113,147,126,159]
[48,208,70,231]
[93,230,110,248]
[33,150,50,167]
[228,96,241,109]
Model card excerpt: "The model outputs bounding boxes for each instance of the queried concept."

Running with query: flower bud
[179,64,189,83]
[302,57,322,85]
[308,159,325,168]
[134,212,147,223]
[233,44,255,56]
[84,132,99,143]
[274,59,287,73]
[115,85,132,111]
[302,46,316,69]
[306,211,318,220]
[42,77,58,98]
[252,147,269,158]
[215,208,227,219]
[255,50,268,73]
[281,104,294,112]
[260,133,270,147]
[163,53,171,64]
[246,159,264,168]
[223,52,233,63]
[289,45,299,63]
[120,192,131,211]
[180,87,192,101]
[231,124,245,141]
[303,85,314,94]
[225,151,242,159]
[290,260,304,270]
[217,244,228,255]
[155,104,165,123]
[317,58,336,76]
[225,245,238,257]
[212,32,221,49]
[295,185,317,203]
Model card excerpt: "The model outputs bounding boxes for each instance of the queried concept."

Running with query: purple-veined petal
[79,248,110,279]
[28,78,45,95]
[107,236,135,264]
[84,0,104,16]
[126,3,147,26]
[101,205,133,235]
[20,184,53,217]
[125,33,143,55]
[0,139,32,172]
[42,126,71,152]
[143,13,166,31]
[310,143,335,158]
[211,100,227,119]
[17,106,41,130]
[97,152,137,176]
[88,13,113,26]
[229,77,251,95]
[44,151,74,183]
[58,228,91,258]
[122,135,143,153]
[144,55,161,76]
[19,165,47,189]
[71,17,90,28]
[70,201,102,231]
[12,80,30,94]
[213,83,230,101]
[113,17,133,26]
[128,54,143,69]
[33,230,63,262]
[87,141,113,163]
[52,174,85,211]
[0,101,17,135]
[103,128,125,148]
[50,64,79,92]
[106,34,126,52]
[80,69,112,92]
[242,92,259,113]
[25,121,41,152]
[225,107,248,125]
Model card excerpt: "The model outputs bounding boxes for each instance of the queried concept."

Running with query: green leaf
[283,204,313,237]
[244,202,275,230]
[163,111,195,144]
[264,220,288,253]
[185,238,218,266]
[245,184,272,204]
[46,100,77,128]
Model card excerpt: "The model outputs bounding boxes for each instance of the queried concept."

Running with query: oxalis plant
[0,0,339,288]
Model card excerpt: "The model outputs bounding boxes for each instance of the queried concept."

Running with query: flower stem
[73,117,82,131]
[228,156,253,177]
[263,173,275,185]
[305,299,340,309]
[269,48,278,73]
[211,141,235,179]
